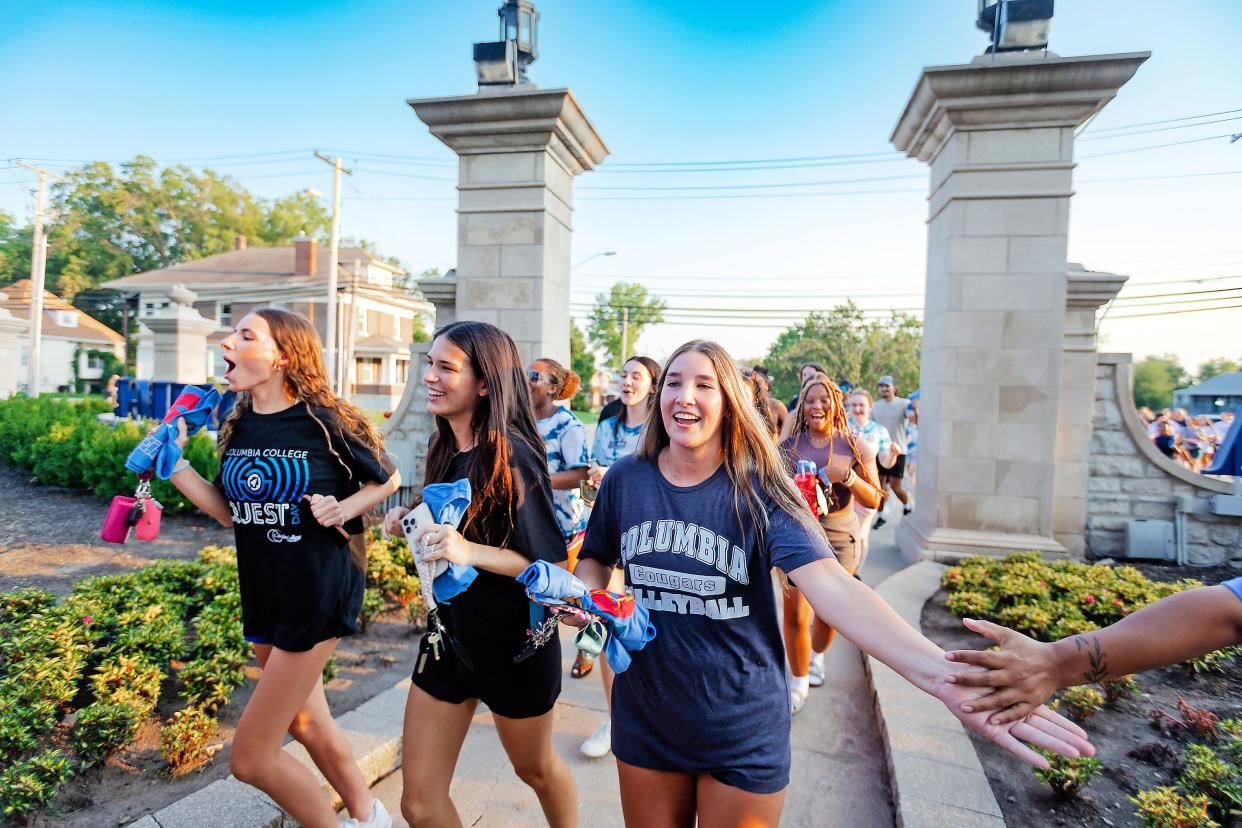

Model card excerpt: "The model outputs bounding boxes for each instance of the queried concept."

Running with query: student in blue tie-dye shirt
[528,358,590,541]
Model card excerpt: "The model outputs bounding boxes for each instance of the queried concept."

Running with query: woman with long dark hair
[169,308,400,828]
[576,355,660,757]
[573,339,1091,827]
[780,373,881,713]
[382,321,577,828]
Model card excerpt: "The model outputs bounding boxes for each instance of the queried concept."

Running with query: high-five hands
[935,658,1092,767]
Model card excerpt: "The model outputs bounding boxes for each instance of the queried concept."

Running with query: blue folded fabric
[516,560,656,673]
[124,387,222,479]
[422,479,478,604]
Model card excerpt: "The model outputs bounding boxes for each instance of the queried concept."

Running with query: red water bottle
[164,389,205,423]
[795,459,818,518]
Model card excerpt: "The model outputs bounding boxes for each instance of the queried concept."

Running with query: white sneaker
[341,799,393,828]
[580,720,612,758]
[790,688,807,715]
[808,654,826,687]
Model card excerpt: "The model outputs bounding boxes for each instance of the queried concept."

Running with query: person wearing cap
[870,376,915,529]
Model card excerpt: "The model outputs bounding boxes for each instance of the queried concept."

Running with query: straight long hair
[613,355,661,441]
[424,321,544,545]
[217,307,388,570]
[636,340,824,547]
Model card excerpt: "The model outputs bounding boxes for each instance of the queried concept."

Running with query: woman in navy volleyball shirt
[575,340,1093,826]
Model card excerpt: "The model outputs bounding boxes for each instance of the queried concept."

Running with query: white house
[103,236,434,411]
[0,280,125,395]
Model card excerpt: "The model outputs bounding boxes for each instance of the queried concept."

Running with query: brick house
[103,236,433,410]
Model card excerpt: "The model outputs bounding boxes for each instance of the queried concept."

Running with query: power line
[1113,283,1242,302]
[1079,133,1239,160]
[1086,108,1242,134]
[1080,115,1242,142]
[1107,302,1242,320]
[1108,293,1242,310]
[579,173,923,192]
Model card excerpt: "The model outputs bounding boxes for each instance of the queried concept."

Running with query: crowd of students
[157,307,1242,828]
[1140,406,1235,471]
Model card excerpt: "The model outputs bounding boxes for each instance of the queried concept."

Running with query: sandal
[571,651,595,679]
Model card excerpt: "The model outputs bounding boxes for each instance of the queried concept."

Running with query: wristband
[172,458,191,475]
[842,469,857,488]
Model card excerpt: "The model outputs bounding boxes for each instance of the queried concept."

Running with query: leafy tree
[569,321,594,408]
[1,156,331,309]
[587,282,667,368]
[1198,357,1240,383]
[1132,354,1189,410]
[763,302,922,403]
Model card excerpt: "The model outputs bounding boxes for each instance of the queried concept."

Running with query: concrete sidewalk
[370,519,909,827]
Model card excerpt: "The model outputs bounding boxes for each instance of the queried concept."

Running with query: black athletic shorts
[880,453,907,480]
[411,626,562,720]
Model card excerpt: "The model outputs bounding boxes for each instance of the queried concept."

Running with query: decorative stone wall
[1086,353,1242,564]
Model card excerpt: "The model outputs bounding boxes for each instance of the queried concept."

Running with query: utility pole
[619,306,629,369]
[15,161,64,396]
[314,153,352,391]
[341,259,361,400]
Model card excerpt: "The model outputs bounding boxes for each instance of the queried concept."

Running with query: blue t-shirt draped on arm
[1224,576,1242,602]
[578,454,832,794]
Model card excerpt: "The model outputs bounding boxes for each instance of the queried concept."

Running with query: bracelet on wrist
[172,458,191,475]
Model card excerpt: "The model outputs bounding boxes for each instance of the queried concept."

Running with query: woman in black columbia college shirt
[170,308,399,828]
[382,321,576,828]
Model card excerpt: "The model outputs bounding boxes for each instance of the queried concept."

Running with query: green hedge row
[0,395,218,513]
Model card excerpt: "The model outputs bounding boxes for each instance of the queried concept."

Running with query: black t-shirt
[597,398,623,425]
[215,402,393,651]
[431,435,567,668]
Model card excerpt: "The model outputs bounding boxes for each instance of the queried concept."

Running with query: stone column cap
[1067,262,1127,310]
[892,51,1149,162]
[417,275,458,313]
[143,313,218,336]
[408,86,609,174]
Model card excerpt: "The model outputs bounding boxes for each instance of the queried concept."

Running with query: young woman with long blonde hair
[169,308,400,828]
[573,339,1091,827]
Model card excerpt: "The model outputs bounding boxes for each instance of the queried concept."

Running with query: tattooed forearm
[1073,635,1109,683]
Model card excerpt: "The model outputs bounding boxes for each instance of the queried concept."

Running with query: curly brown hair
[217,308,389,568]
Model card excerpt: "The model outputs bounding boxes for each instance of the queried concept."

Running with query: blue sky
[3,0,1241,371]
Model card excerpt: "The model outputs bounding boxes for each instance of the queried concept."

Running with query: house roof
[0,280,124,345]
[100,244,404,291]
[1178,372,1242,397]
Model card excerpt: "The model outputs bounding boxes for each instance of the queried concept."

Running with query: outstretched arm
[945,583,1242,724]
[788,557,1093,767]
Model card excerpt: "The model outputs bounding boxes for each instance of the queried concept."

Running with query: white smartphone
[401,502,448,579]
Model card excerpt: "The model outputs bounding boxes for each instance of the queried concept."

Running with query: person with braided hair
[168,308,400,828]
[779,372,882,713]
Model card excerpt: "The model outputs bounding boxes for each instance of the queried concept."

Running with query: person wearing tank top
[778,373,881,713]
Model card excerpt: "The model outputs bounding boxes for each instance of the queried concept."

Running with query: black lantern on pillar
[977,0,1054,53]
[474,0,540,87]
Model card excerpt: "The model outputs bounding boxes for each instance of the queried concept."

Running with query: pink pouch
[134,498,162,541]
[101,495,137,544]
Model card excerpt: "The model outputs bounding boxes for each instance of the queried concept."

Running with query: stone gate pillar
[407,87,608,366]
[143,286,218,384]
[891,51,1148,561]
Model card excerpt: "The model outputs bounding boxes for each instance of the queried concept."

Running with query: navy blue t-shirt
[579,454,832,793]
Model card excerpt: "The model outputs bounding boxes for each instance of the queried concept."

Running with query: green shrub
[1220,719,1242,764]
[366,531,420,607]
[0,395,218,513]
[1034,750,1102,797]
[1131,787,1217,828]
[74,700,143,766]
[0,749,71,819]
[1178,744,1242,819]
[322,656,339,683]
[1185,646,1241,675]
[359,587,386,633]
[945,590,993,617]
[1059,686,1106,720]
[1102,675,1142,704]
[160,706,217,775]
[90,655,164,717]
[180,654,247,713]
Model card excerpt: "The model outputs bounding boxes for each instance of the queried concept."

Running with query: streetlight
[977,0,1053,53]
[474,1,540,87]
[572,250,616,270]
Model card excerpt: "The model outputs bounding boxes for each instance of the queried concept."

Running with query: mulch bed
[923,562,1242,828]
